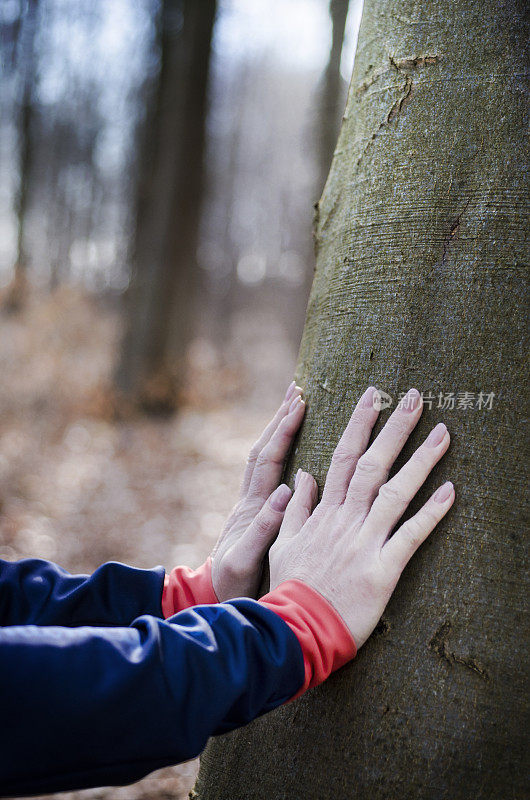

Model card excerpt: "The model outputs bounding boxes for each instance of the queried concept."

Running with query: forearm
[0,580,354,797]
[0,557,166,627]
[0,599,303,796]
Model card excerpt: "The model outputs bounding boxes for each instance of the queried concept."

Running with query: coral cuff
[259,579,356,700]
[162,557,218,617]
[162,562,356,703]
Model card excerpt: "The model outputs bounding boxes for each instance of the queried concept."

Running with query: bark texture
[193,0,529,797]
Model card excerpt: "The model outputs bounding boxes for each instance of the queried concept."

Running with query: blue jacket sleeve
[0,601,304,796]
[0,558,166,627]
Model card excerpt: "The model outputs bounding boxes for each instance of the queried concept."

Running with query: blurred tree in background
[316,0,349,195]
[0,0,361,414]
[5,0,39,311]
[115,0,216,412]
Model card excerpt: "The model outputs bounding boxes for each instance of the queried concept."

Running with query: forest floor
[0,286,298,800]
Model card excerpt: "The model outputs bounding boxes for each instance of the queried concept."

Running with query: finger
[294,468,302,490]
[320,386,380,507]
[279,471,318,539]
[360,422,450,546]
[381,481,454,573]
[284,380,297,403]
[247,395,306,500]
[240,383,303,496]
[238,483,292,561]
[344,387,423,516]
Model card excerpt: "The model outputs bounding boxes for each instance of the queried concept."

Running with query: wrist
[161,556,219,617]
[259,579,356,700]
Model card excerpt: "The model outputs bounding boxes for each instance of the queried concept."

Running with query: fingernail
[401,388,421,413]
[433,481,454,503]
[426,422,447,447]
[294,468,302,490]
[270,484,292,511]
[284,381,296,401]
[361,386,377,408]
[289,395,304,414]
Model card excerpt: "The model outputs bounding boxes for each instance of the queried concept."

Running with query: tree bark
[192,0,529,797]
[115,0,216,411]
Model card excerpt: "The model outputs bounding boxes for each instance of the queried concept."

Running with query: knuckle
[247,444,261,464]
[274,424,292,448]
[386,416,409,436]
[240,496,263,516]
[364,563,381,585]
[255,450,269,468]
[297,497,313,517]
[358,563,383,594]
[254,513,274,537]
[279,413,294,429]
[422,505,439,528]
[378,482,407,505]
[223,554,248,579]
[247,473,270,499]
[402,516,424,547]
[331,446,357,469]
[256,442,283,466]
[355,454,381,477]
[275,417,294,439]
[412,446,432,467]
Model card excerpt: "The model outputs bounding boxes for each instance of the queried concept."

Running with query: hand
[211,381,306,602]
[268,386,455,648]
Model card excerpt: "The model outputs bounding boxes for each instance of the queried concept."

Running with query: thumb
[278,470,318,539]
[239,484,292,561]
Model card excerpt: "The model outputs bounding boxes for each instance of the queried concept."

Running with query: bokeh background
[0,1,362,797]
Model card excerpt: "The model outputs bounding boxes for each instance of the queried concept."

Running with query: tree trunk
[115,0,216,412]
[193,0,529,797]
[4,0,39,313]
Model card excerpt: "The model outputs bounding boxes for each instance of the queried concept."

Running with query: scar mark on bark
[429,620,452,656]
[312,200,321,253]
[441,198,472,266]
[355,54,440,96]
[429,620,489,681]
[389,54,441,72]
[354,52,441,167]
[373,616,391,636]
[290,703,304,724]
[317,377,334,394]
[355,70,418,169]
[385,53,441,121]
[387,75,414,122]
